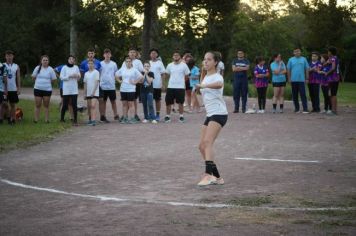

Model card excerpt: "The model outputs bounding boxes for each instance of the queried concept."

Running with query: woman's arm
[196,81,223,89]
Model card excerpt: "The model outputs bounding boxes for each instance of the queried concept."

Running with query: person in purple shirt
[308,52,321,112]
[318,54,332,113]
[254,56,270,113]
[79,48,101,76]
[326,46,340,115]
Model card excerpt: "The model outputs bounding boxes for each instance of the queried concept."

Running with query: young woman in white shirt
[60,55,81,125]
[195,51,228,186]
[31,55,57,123]
[84,60,100,126]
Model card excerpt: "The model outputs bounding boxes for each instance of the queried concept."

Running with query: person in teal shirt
[270,53,287,113]
[287,47,310,113]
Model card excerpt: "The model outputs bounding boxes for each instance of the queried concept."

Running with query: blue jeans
[291,82,308,111]
[141,91,155,120]
[233,78,248,111]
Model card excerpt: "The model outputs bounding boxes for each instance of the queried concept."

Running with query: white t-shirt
[116,67,142,93]
[60,65,80,95]
[100,60,118,90]
[166,62,190,89]
[201,73,228,117]
[217,61,225,74]
[4,63,19,91]
[84,69,100,97]
[149,60,165,89]
[32,66,57,91]
[121,59,144,72]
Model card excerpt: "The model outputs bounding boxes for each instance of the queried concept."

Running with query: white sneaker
[142,119,148,123]
[326,110,333,115]
[151,120,158,124]
[257,110,262,114]
[261,110,265,114]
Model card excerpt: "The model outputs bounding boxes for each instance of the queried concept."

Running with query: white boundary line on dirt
[234,158,320,163]
[2,178,355,211]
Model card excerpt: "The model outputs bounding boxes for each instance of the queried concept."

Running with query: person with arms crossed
[232,49,250,113]
[84,60,100,126]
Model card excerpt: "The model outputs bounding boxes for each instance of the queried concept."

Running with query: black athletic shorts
[34,89,52,97]
[165,88,185,105]
[136,84,141,99]
[185,80,191,91]
[272,82,286,87]
[203,115,228,128]
[99,87,116,101]
[120,92,136,101]
[0,91,3,103]
[86,96,99,100]
[329,81,339,96]
[153,88,162,101]
[7,91,19,103]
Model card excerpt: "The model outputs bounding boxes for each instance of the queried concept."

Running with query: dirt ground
[0,88,355,236]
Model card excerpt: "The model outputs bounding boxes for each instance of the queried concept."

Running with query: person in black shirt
[140,61,156,123]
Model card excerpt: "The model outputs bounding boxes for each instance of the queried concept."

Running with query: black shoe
[60,119,65,123]
[134,114,141,122]
[114,115,120,120]
[242,109,246,113]
[100,116,110,123]
[233,110,239,113]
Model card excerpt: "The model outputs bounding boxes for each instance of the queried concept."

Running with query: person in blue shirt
[79,48,101,76]
[287,47,310,113]
[187,58,201,113]
[232,49,250,113]
[270,53,287,113]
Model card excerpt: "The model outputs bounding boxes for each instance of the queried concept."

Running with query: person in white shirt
[149,48,165,121]
[31,55,57,123]
[195,51,228,186]
[60,55,81,125]
[84,60,100,126]
[116,57,143,124]
[99,48,119,123]
[121,48,144,121]
[164,50,190,123]
[4,50,21,125]
[216,52,225,76]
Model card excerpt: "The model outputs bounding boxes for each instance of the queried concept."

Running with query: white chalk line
[235,157,320,163]
[2,178,355,212]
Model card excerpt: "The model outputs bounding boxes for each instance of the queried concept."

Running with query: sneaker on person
[279,109,284,113]
[91,120,96,126]
[120,117,128,124]
[129,118,138,124]
[197,174,217,186]
[100,116,110,123]
[134,114,141,122]
[142,119,149,123]
[327,110,337,116]
[114,115,120,120]
[294,110,301,113]
[320,110,326,114]
[151,120,158,124]
[302,110,309,114]
[272,108,277,114]
[164,116,171,123]
[326,110,333,115]
[216,177,224,185]
[179,116,185,123]
[87,120,92,125]
[257,110,263,114]
[261,110,265,114]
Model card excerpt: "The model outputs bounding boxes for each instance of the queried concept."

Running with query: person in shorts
[195,51,228,186]
[164,50,190,123]
[270,53,287,113]
[84,60,100,126]
[4,50,20,125]
[116,57,143,124]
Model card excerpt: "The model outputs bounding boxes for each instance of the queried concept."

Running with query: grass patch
[223,81,356,105]
[0,99,74,153]
[226,196,272,207]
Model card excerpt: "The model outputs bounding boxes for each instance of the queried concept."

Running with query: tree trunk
[70,0,78,56]
[142,0,160,61]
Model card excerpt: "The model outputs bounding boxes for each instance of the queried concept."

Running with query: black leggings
[257,87,267,110]
[321,86,331,111]
[61,95,78,122]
